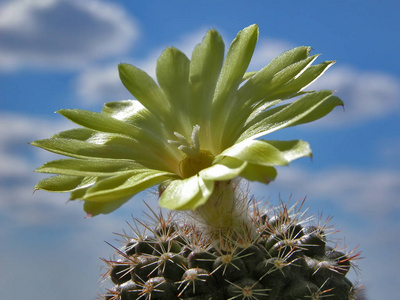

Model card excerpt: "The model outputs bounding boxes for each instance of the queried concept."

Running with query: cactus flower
[32,24,343,217]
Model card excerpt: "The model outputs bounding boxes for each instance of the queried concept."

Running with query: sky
[0,0,399,299]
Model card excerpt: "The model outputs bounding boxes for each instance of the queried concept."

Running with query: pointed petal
[84,197,131,216]
[35,159,148,177]
[240,163,277,184]
[260,46,311,77]
[35,175,84,192]
[101,100,182,165]
[238,90,343,142]
[156,47,190,109]
[211,24,259,151]
[266,60,335,100]
[266,140,312,161]
[70,177,98,200]
[31,136,138,160]
[189,29,224,124]
[101,100,161,135]
[156,47,192,135]
[57,109,139,138]
[237,53,319,105]
[216,139,311,166]
[31,134,176,173]
[53,128,96,140]
[159,176,213,210]
[224,48,330,147]
[199,157,247,181]
[57,109,171,154]
[216,139,287,166]
[83,170,175,202]
[118,63,169,117]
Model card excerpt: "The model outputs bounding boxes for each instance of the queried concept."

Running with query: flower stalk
[193,180,254,243]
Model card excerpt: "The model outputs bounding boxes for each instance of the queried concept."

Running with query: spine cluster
[101,200,362,300]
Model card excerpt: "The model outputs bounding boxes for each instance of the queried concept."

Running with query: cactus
[31,25,363,299]
[102,198,362,299]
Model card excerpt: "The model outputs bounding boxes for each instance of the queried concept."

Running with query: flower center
[168,125,214,178]
[180,149,214,178]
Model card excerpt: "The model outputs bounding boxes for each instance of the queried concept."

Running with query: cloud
[0,0,138,71]
[252,166,400,219]
[75,63,132,104]
[0,112,69,177]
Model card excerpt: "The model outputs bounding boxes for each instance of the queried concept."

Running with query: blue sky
[1,0,399,299]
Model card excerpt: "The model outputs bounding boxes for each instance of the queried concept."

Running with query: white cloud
[378,136,400,164]
[253,166,400,218]
[75,63,132,104]
[0,0,138,71]
[0,112,68,177]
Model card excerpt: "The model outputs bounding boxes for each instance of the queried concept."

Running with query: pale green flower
[32,25,343,216]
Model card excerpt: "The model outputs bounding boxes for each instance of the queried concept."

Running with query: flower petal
[237,50,318,106]
[211,24,259,151]
[224,48,335,147]
[70,177,98,200]
[118,63,169,118]
[189,29,224,125]
[101,100,182,165]
[156,48,190,107]
[35,175,84,192]
[35,159,149,177]
[159,176,213,210]
[156,47,192,136]
[31,134,177,173]
[84,197,131,216]
[57,109,139,138]
[240,163,277,184]
[82,170,175,202]
[101,100,163,137]
[57,109,172,154]
[266,60,335,101]
[31,135,134,159]
[200,157,247,181]
[266,140,312,161]
[238,90,343,142]
[215,139,311,166]
[258,46,311,77]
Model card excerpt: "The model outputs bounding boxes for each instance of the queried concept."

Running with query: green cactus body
[102,199,362,300]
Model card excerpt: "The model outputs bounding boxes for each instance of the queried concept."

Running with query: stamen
[168,125,201,158]
[191,125,200,155]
